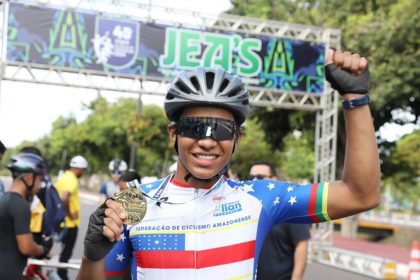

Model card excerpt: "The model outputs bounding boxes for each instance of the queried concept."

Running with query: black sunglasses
[249,174,270,180]
[175,117,238,141]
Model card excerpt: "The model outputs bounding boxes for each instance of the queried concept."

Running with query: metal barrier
[28,248,405,279]
[309,243,399,279]
[27,258,81,270]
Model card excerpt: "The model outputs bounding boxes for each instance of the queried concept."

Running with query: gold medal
[113,187,147,225]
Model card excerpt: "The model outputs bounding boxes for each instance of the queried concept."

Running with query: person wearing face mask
[55,155,88,280]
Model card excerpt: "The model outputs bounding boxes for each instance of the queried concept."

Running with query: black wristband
[342,95,370,109]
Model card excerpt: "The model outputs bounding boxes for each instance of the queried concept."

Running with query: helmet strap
[18,173,36,202]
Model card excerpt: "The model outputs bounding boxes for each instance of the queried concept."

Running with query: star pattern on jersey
[139,234,183,251]
[288,196,297,206]
[116,253,125,262]
[241,183,254,193]
[267,183,275,191]
[120,234,126,242]
[273,196,280,206]
[287,186,294,192]
[145,184,153,189]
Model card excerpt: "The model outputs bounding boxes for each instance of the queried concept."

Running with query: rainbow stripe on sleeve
[308,182,331,223]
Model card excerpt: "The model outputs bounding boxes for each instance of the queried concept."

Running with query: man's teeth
[196,154,216,160]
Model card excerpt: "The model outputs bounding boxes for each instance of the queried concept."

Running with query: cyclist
[77,49,380,280]
[99,159,128,204]
[0,153,52,279]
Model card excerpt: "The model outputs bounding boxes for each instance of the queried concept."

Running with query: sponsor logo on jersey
[213,201,242,216]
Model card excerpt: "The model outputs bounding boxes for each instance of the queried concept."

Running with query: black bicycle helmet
[164,67,250,124]
[7,152,46,177]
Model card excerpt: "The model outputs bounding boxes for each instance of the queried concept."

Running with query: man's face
[22,173,42,194]
[118,180,128,191]
[111,172,122,183]
[33,174,42,194]
[249,164,276,181]
[168,106,241,183]
[74,168,87,178]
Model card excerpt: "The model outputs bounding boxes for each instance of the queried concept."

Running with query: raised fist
[324,49,371,95]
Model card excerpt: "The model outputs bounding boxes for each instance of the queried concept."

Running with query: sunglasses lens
[249,174,267,180]
[176,117,237,141]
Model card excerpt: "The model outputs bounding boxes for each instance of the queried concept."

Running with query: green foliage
[384,130,420,202]
[231,118,282,179]
[278,130,315,182]
[229,0,420,186]
[2,96,174,178]
[127,104,173,177]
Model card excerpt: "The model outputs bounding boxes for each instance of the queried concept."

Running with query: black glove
[324,64,371,95]
[37,236,53,259]
[84,201,117,261]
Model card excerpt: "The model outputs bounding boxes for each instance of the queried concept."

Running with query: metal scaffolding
[0,0,340,241]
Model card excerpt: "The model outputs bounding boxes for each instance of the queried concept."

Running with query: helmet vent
[175,80,192,94]
[227,86,243,97]
[205,71,215,90]
[219,78,229,93]
[190,76,200,92]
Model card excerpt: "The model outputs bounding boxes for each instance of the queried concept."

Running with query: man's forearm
[77,255,106,280]
[292,241,308,280]
[342,94,381,202]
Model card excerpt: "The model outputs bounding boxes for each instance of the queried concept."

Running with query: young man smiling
[78,49,380,280]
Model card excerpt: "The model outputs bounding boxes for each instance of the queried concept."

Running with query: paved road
[48,192,375,279]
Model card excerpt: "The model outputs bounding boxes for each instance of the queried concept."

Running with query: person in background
[0,153,52,279]
[19,146,66,242]
[250,161,310,280]
[0,141,7,196]
[55,155,88,280]
[99,159,128,203]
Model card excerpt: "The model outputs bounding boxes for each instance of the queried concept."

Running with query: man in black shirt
[249,161,311,280]
[0,153,52,279]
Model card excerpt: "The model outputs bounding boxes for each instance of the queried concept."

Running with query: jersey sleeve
[105,225,132,279]
[11,196,31,235]
[247,180,331,224]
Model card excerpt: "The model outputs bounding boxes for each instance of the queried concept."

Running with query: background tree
[229,0,419,180]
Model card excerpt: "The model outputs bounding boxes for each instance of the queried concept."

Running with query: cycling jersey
[105,175,330,279]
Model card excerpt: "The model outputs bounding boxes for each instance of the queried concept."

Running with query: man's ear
[167,123,177,145]
[235,131,243,146]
